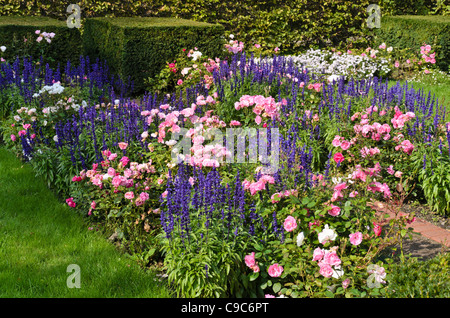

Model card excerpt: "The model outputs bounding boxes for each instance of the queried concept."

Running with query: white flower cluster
[33,82,65,97]
[257,49,391,79]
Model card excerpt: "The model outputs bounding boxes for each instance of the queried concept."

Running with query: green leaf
[273,282,281,293]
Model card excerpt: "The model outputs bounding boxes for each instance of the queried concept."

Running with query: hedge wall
[0,16,83,67]
[82,17,225,94]
[373,15,450,72]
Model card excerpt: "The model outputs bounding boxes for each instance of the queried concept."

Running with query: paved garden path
[371,202,450,248]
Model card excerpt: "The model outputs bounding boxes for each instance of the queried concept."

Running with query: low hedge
[0,16,83,67]
[82,17,225,94]
[373,15,450,72]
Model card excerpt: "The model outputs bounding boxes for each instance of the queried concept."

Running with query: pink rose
[10,134,16,141]
[283,215,298,232]
[312,247,324,261]
[268,263,283,277]
[333,152,344,164]
[349,232,363,246]
[323,251,341,266]
[125,191,135,200]
[90,201,96,209]
[118,142,128,150]
[340,140,351,150]
[328,205,341,217]
[245,252,256,268]
[140,192,149,202]
[319,263,333,278]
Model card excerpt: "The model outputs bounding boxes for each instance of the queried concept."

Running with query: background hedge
[82,17,225,94]
[0,16,82,68]
[373,15,450,72]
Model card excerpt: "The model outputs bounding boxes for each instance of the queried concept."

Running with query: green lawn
[0,147,172,298]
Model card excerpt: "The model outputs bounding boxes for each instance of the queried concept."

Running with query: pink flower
[349,190,358,197]
[66,197,76,208]
[328,204,341,217]
[10,134,16,141]
[230,120,241,126]
[373,222,382,236]
[120,156,130,167]
[323,251,341,266]
[394,171,403,178]
[340,140,351,150]
[268,263,283,277]
[283,216,298,232]
[140,192,149,202]
[349,232,363,246]
[18,130,26,137]
[333,152,344,164]
[177,79,183,85]
[313,247,325,261]
[244,252,256,268]
[319,263,333,278]
[125,191,135,200]
[394,61,400,68]
[255,115,262,125]
[90,201,96,210]
[118,142,128,150]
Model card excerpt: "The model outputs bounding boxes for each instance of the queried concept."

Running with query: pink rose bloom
[349,190,358,197]
[10,134,16,141]
[18,130,26,137]
[312,247,324,261]
[268,263,283,277]
[328,205,341,217]
[177,79,183,85]
[124,191,135,200]
[319,263,333,278]
[283,215,298,232]
[244,252,256,268]
[90,201,96,210]
[349,232,363,246]
[395,171,403,178]
[107,167,116,177]
[265,294,276,298]
[118,142,128,150]
[230,120,241,126]
[373,222,382,236]
[340,140,351,150]
[120,156,130,167]
[333,152,344,164]
[323,251,341,266]
[140,192,149,202]
[332,136,342,147]
[255,115,262,125]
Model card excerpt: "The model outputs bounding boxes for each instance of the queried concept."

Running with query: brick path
[370,201,450,248]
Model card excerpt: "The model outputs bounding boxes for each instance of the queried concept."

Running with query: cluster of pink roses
[242,174,275,196]
[312,246,344,279]
[234,95,284,124]
[65,197,76,208]
[270,189,298,203]
[420,44,436,65]
[225,39,244,54]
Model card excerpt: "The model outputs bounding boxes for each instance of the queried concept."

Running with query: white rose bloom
[296,232,305,247]
[387,47,393,52]
[0,46,6,52]
[53,135,58,142]
[165,139,177,146]
[318,224,337,244]
[191,50,202,61]
[332,265,345,279]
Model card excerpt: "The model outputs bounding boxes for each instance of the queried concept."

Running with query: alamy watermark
[366,4,381,29]
[66,264,81,288]
[66,4,81,29]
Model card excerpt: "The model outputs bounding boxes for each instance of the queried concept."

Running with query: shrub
[82,17,225,94]
[373,15,450,72]
[0,16,82,67]
[385,253,450,298]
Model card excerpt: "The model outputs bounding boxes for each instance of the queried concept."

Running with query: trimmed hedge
[82,17,225,94]
[373,15,450,72]
[0,16,83,67]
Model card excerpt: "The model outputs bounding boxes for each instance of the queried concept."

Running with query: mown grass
[0,147,172,298]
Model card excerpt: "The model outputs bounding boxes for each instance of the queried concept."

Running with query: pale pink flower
[312,247,324,261]
[118,142,128,150]
[349,232,363,246]
[268,263,283,277]
[125,191,135,200]
[244,252,256,268]
[283,215,298,232]
[319,263,333,278]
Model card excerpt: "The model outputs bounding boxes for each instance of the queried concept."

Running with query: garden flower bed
[1,32,449,298]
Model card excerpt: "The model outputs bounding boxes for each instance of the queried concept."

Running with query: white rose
[318,224,337,244]
[296,232,305,247]
[0,46,6,52]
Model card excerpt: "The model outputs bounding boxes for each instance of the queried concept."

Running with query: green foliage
[0,16,82,67]
[82,17,225,94]
[385,253,450,297]
[373,15,450,72]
